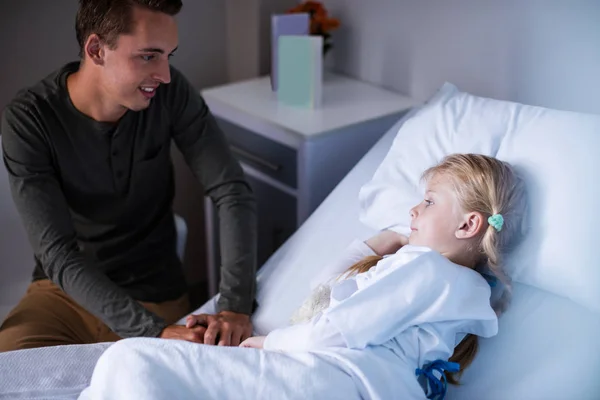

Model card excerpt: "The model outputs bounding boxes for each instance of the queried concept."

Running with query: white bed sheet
[2,117,600,399]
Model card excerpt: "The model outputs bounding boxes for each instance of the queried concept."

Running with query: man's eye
[141,55,155,62]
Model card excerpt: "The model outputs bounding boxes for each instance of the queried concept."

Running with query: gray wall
[321,0,600,115]
[0,0,228,313]
[225,0,297,81]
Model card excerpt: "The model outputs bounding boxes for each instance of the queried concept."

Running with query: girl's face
[408,173,464,253]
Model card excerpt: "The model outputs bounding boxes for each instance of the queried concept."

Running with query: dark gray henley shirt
[1,61,257,338]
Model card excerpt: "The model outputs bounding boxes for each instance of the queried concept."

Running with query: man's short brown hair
[75,0,183,57]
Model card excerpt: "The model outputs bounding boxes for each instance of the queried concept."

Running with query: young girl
[79,154,527,400]
[239,153,526,393]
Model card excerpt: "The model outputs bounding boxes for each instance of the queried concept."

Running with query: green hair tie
[488,214,504,232]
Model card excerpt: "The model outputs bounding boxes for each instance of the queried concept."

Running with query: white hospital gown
[264,241,498,398]
[79,241,497,400]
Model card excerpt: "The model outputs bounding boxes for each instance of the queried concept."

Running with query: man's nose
[152,60,171,84]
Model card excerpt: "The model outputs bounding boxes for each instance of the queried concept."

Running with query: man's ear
[84,34,105,66]
[455,212,484,239]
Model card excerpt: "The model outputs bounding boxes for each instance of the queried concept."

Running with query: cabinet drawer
[215,118,297,188]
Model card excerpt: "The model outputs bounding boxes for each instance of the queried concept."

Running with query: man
[0,0,257,352]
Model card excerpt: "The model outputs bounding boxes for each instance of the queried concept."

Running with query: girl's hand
[239,336,266,349]
[365,230,409,256]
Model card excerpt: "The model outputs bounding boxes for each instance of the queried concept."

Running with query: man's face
[100,6,179,111]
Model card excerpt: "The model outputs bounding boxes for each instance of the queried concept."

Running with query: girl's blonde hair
[344,153,528,384]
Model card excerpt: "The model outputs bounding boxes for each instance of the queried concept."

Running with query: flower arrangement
[287,1,340,55]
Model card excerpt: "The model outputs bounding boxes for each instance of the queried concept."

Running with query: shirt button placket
[111,137,125,191]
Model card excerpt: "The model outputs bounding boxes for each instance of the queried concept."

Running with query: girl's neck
[444,250,479,270]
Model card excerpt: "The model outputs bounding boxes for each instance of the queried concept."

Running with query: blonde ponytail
[339,255,383,280]
[481,224,512,315]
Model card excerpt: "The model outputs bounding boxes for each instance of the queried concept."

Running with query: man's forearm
[214,187,258,315]
[52,249,167,337]
[167,67,258,315]
[11,195,167,338]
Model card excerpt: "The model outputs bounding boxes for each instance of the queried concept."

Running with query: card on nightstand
[277,35,323,109]
[271,13,310,91]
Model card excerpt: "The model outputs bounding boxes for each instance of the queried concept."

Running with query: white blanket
[78,338,360,400]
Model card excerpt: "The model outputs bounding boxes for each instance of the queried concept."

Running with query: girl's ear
[455,212,485,239]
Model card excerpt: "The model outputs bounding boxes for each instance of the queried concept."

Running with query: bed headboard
[321,0,600,115]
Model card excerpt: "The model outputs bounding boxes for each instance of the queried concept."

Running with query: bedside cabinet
[202,72,417,296]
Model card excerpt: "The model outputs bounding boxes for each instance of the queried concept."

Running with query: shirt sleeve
[166,67,258,315]
[1,102,167,338]
[263,313,344,351]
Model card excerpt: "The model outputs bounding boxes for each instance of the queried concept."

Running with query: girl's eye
[424,199,433,207]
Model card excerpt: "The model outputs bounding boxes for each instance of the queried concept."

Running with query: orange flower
[320,18,340,32]
[303,1,326,15]
[287,1,340,54]
[288,1,340,34]
[288,1,328,18]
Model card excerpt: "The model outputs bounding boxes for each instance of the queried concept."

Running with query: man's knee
[0,318,50,352]
[0,312,92,352]
[0,288,92,352]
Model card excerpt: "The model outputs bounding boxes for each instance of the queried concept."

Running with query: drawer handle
[230,145,281,172]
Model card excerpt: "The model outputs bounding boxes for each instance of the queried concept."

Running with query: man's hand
[185,311,253,347]
[159,324,207,344]
[239,336,265,349]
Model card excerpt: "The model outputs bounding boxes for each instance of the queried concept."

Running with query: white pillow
[358,83,511,235]
[358,82,600,314]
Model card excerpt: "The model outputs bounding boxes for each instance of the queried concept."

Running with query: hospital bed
[1,83,600,399]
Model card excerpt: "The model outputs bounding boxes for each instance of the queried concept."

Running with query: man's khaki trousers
[0,279,189,352]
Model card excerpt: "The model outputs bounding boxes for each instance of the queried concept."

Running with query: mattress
[0,343,111,400]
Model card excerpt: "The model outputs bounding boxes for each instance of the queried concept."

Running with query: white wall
[0,0,228,317]
[321,0,600,115]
